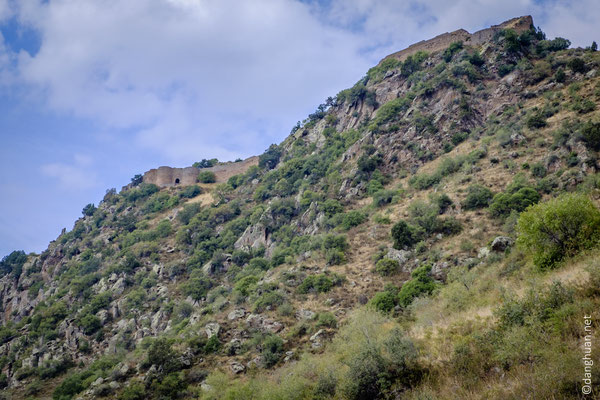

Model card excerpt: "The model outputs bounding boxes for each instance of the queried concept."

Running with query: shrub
[489,183,541,219]
[531,163,547,178]
[325,249,346,265]
[397,265,436,307]
[249,257,270,270]
[0,250,27,279]
[391,221,420,250]
[372,189,397,207]
[317,312,337,328]
[254,291,284,312]
[322,199,343,217]
[498,63,515,77]
[78,314,101,335]
[119,382,146,400]
[53,374,85,400]
[259,144,282,170]
[526,112,547,129]
[151,372,187,399]
[147,338,182,373]
[567,57,586,73]
[198,171,216,183]
[369,291,397,313]
[375,258,400,276]
[180,185,202,198]
[341,210,367,230]
[234,275,259,296]
[298,274,334,294]
[462,184,493,210]
[261,335,284,368]
[193,158,217,168]
[204,335,221,354]
[517,193,600,269]
[183,270,212,301]
[342,345,388,400]
[82,203,96,216]
[581,121,600,151]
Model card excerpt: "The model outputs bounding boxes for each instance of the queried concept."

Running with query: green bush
[82,203,96,216]
[342,345,388,400]
[78,314,101,335]
[180,185,202,198]
[369,291,397,313]
[298,274,334,294]
[151,372,187,398]
[397,265,436,307]
[581,121,600,151]
[234,275,259,296]
[183,270,213,301]
[53,373,85,400]
[204,335,221,354]
[0,250,27,279]
[317,312,337,328]
[147,338,182,373]
[341,210,367,230]
[119,382,146,400]
[567,57,586,73]
[249,257,270,270]
[391,220,420,250]
[517,193,600,269]
[375,258,400,276]
[261,335,284,368]
[198,171,216,183]
[462,184,493,210]
[489,183,540,219]
[526,112,547,129]
[325,248,346,265]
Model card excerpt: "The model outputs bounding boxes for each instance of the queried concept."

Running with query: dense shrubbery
[375,258,400,276]
[391,220,420,250]
[489,177,541,218]
[462,184,493,210]
[0,250,27,279]
[198,171,216,183]
[517,193,600,269]
[297,273,343,294]
[397,265,436,307]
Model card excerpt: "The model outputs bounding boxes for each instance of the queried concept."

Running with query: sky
[0,0,599,257]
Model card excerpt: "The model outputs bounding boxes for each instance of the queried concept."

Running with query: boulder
[227,309,245,321]
[491,236,514,252]
[296,309,316,320]
[230,362,245,374]
[204,322,220,338]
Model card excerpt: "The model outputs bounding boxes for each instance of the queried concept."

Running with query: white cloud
[3,0,600,166]
[41,154,96,190]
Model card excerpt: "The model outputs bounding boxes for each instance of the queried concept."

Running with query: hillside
[1,15,600,400]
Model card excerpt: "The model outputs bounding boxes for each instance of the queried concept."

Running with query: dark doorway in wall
[175,178,180,184]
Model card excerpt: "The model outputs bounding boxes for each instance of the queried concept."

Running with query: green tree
[517,193,600,269]
[391,221,419,249]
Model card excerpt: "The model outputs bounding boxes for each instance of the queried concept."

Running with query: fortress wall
[142,156,259,188]
[381,15,533,64]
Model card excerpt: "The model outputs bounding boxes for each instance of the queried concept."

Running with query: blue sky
[0,0,599,257]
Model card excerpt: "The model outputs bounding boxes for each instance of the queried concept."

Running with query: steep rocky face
[1,15,599,400]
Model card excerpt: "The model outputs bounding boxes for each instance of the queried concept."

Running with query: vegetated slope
[1,15,600,400]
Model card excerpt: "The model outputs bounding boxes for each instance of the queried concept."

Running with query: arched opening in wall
[175,178,180,184]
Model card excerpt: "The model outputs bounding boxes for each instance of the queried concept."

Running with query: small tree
[82,203,96,217]
[198,171,216,183]
[391,221,419,250]
[463,184,493,210]
[130,174,143,186]
[517,193,600,269]
[375,258,400,276]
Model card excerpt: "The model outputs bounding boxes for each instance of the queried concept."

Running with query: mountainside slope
[1,15,600,400]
